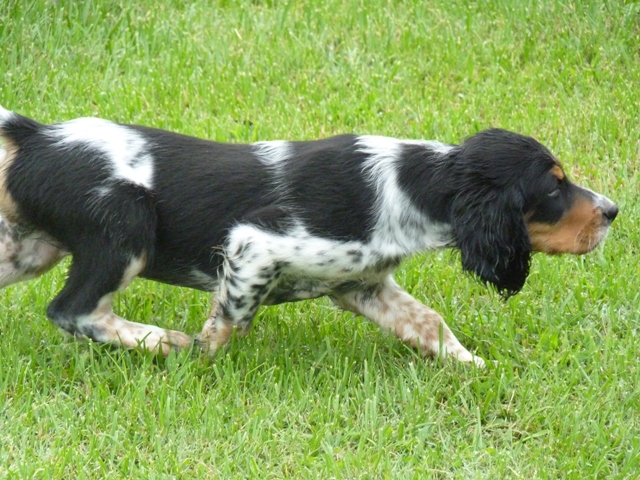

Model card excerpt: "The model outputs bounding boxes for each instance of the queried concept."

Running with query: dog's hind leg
[331,276,485,367]
[45,241,192,355]
[0,215,67,288]
[43,187,192,355]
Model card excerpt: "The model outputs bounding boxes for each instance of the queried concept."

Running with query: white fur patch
[252,140,292,199]
[252,140,291,166]
[357,135,453,256]
[49,117,154,189]
[227,223,371,280]
[219,222,386,318]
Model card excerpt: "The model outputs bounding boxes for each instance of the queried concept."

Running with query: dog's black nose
[603,204,619,222]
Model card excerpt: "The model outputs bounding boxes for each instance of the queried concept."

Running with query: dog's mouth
[528,214,614,255]
[574,222,612,254]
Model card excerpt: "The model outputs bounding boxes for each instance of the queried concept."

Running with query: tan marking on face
[0,140,20,222]
[550,165,565,180]
[528,194,605,254]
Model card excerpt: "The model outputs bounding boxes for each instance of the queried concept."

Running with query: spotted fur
[0,107,618,366]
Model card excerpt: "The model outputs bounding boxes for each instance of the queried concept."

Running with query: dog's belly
[263,273,380,305]
[141,264,220,292]
[263,276,335,305]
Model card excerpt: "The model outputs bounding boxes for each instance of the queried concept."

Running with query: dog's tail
[0,105,42,144]
[0,105,14,130]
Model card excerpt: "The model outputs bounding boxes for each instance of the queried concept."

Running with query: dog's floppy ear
[450,177,532,297]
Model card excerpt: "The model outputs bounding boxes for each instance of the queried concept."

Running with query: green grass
[1,0,639,477]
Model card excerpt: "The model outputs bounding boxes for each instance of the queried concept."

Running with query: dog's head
[450,128,617,297]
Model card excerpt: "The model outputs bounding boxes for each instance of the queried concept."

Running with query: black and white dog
[0,106,617,367]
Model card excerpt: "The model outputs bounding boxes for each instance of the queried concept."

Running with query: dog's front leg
[196,258,279,355]
[331,276,485,367]
[196,231,281,355]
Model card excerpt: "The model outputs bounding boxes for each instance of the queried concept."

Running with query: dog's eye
[548,189,560,198]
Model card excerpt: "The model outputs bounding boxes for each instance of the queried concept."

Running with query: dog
[0,106,618,367]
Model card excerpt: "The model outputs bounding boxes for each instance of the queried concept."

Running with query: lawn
[1,0,639,477]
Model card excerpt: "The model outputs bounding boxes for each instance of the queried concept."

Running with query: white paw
[446,347,486,368]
